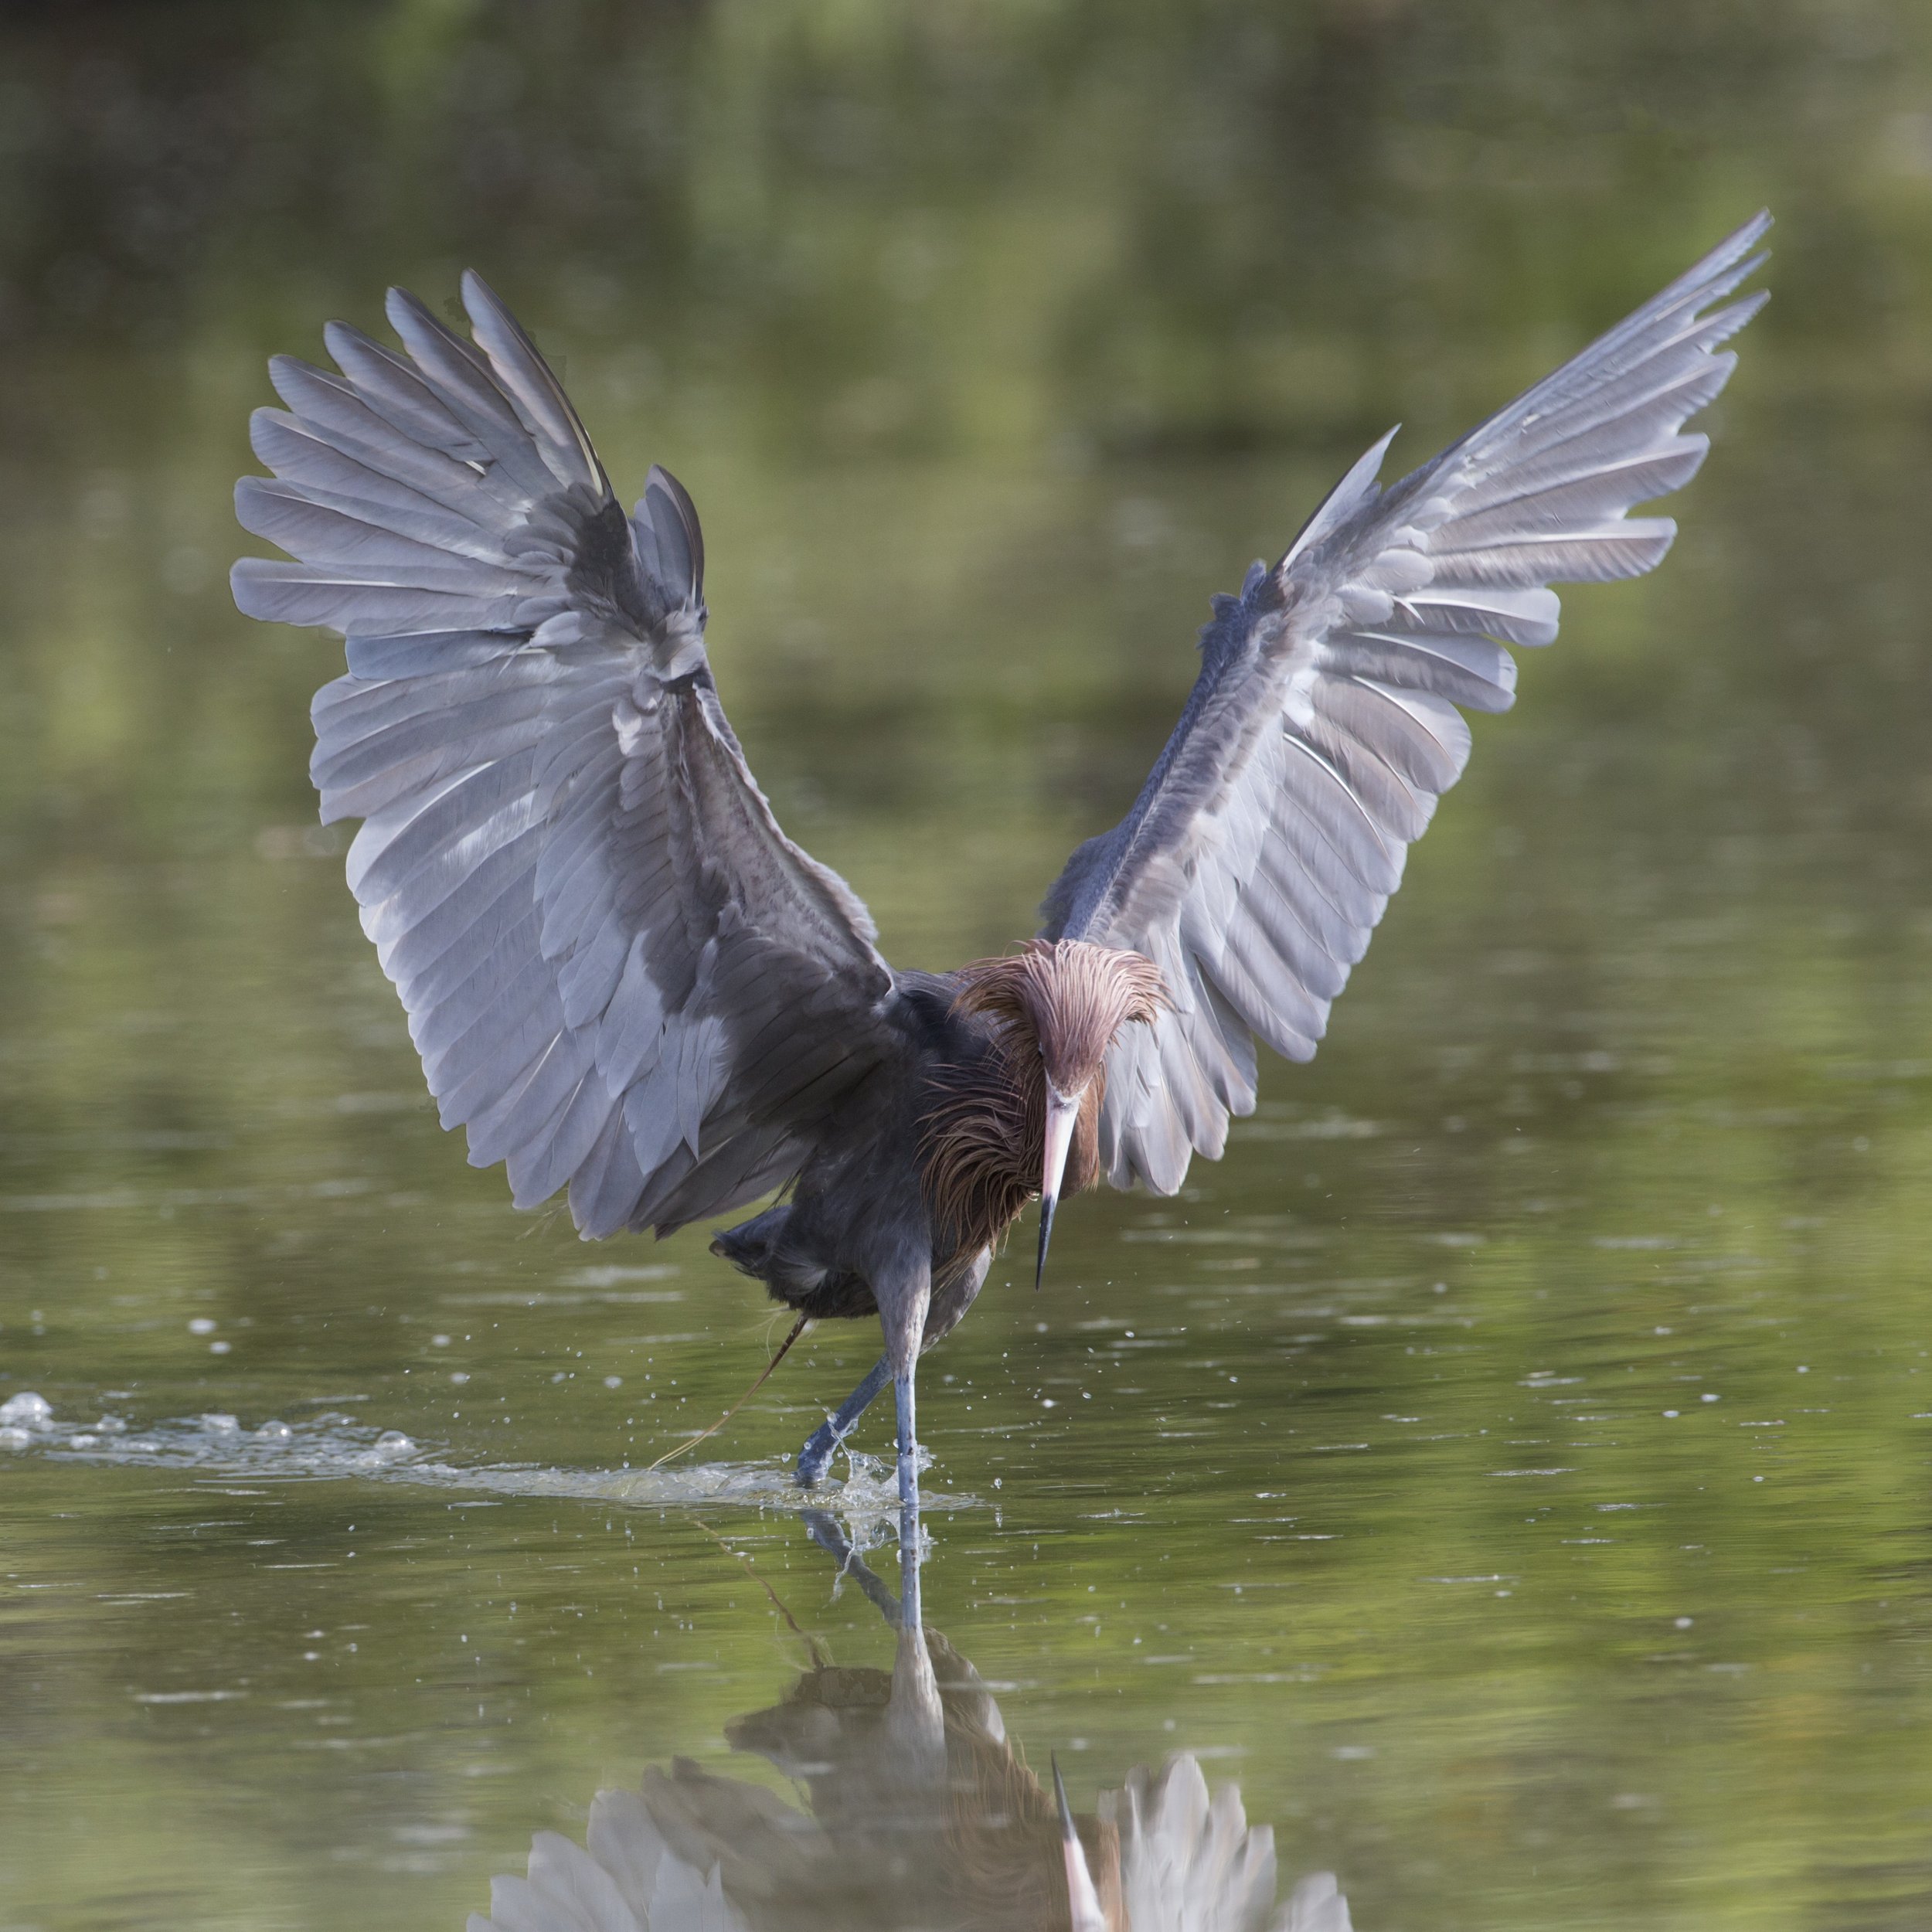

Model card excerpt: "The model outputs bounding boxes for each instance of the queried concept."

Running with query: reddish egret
[231,213,1767,1519]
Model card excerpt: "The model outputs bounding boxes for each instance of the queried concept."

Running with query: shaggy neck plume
[920,940,1168,1254]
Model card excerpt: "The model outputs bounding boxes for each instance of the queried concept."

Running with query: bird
[230,213,1769,1522]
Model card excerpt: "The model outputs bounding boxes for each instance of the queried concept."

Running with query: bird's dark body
[230,216,1768,1527]
[709,966,1087,1349]
[709,973,985,1335]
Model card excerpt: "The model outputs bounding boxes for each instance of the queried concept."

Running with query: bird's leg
[795,1352,892,1488]
[894,1361,925,1629]
[879,1265,931,1624]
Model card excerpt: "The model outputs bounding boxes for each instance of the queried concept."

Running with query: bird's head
[952,940,1169,1285]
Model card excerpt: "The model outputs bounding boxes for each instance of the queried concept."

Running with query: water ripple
[0,1392,972,1515]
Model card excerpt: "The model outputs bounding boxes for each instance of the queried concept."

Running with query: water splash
[0,1392,972,1517]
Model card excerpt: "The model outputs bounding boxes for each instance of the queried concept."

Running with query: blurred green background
[3,3,1932,1928]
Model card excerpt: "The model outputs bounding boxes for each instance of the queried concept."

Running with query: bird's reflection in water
[468,1512,1350,1932]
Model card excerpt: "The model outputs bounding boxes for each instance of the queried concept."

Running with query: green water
[5,5,1932,1927]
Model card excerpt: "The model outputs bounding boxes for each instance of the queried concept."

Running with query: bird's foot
[795,1353,893,1488]
[795,1414,852,1489]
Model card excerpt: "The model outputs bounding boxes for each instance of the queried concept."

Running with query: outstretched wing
[1043,213,1770,1193]
[233,274,896,1237]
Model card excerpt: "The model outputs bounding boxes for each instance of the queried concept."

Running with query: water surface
[4,6,1932,1928]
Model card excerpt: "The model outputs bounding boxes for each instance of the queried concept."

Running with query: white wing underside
[1046,213,1770,1194]
[233,274,894,1240]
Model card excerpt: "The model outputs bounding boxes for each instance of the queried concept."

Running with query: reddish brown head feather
[922,942,1170,1252]
[951,940,1169,1096]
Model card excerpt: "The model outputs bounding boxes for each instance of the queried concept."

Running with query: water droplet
[0,1392,52,1428]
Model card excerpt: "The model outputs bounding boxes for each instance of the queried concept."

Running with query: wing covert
[1044,213,1770,1193]
[234,273,896,1237]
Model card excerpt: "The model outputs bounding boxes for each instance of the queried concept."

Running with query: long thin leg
[872,1261,932,1630]
[795,1352,891,1488]
[893,1356,925,1628]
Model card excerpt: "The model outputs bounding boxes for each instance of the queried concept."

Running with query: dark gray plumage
[232,216,1767,1515]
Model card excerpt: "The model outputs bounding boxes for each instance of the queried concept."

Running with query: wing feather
[234,274,896,1236]
[1045,213,1769,1191]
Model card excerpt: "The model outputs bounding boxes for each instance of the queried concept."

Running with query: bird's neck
[919,1036,1101,1255]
